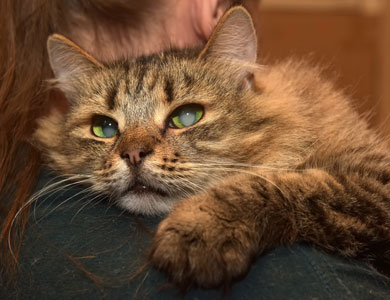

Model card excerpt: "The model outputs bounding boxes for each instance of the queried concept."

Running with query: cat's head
[35,7,303,214]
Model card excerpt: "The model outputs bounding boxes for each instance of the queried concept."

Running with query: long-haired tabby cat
[34,6,390,288]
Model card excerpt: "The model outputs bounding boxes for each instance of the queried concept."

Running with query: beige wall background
[257,0,390,142]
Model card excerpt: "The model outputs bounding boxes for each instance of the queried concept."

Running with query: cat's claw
[149,197,256,289]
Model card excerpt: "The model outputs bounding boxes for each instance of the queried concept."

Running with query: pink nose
[121,148,148,166]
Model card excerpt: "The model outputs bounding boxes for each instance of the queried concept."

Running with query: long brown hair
[0,0,259,278]
[0,0,63,276]
[0,0,157,276]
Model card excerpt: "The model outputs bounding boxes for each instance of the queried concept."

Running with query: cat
[34,6,390,288]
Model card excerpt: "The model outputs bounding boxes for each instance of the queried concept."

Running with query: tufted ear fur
[47,34,103,98]
[199,6,257,89]
[199,6,257,64]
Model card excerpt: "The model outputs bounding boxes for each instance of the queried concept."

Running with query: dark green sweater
[3,170,389,299]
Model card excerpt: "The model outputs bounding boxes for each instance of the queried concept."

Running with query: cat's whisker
[172,172,216,191]
[33,180,96,221]
[8,174,92,261]
[191,162,292,172]
[189,158,339,176]
[168,171,226,197]
[190,166,286,198]
[170,178,206,197]
[70,192,107,222]
[187,159,302,172]
[33,176,92,202]
[31,174,91,203]
[22,175,92,222]
[164,179,196,196]
[172,177,205,192]
[32,177,94,219]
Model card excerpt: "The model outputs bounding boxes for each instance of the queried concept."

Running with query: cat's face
[35,8,305,214]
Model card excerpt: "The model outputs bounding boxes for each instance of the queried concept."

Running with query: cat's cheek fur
[33,110,77,173]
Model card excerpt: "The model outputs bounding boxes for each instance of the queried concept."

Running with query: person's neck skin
[65,0,230,61]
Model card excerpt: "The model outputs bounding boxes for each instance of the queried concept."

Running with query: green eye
[169,104,204,129]
[92,115,118,138]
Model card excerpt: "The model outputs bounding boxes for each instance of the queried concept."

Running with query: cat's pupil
[102,121,116,137]
[179,110,197,127]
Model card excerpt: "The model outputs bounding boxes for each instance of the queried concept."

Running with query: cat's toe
[149,204,254,288]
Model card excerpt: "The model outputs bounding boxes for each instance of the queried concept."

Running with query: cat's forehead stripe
[135,64,148,94]
[183,72,194,88]
[106,82,119,110]
[164,77,174,103]
[148,70,159,91]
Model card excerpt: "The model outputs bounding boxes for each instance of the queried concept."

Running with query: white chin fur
[116,193,178,215]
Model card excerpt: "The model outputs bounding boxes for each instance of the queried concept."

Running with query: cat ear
[200,6,257,63]
[199,6,257,88]
[47,34,103,95]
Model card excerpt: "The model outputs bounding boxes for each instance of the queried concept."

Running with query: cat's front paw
[149,195,257,288]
